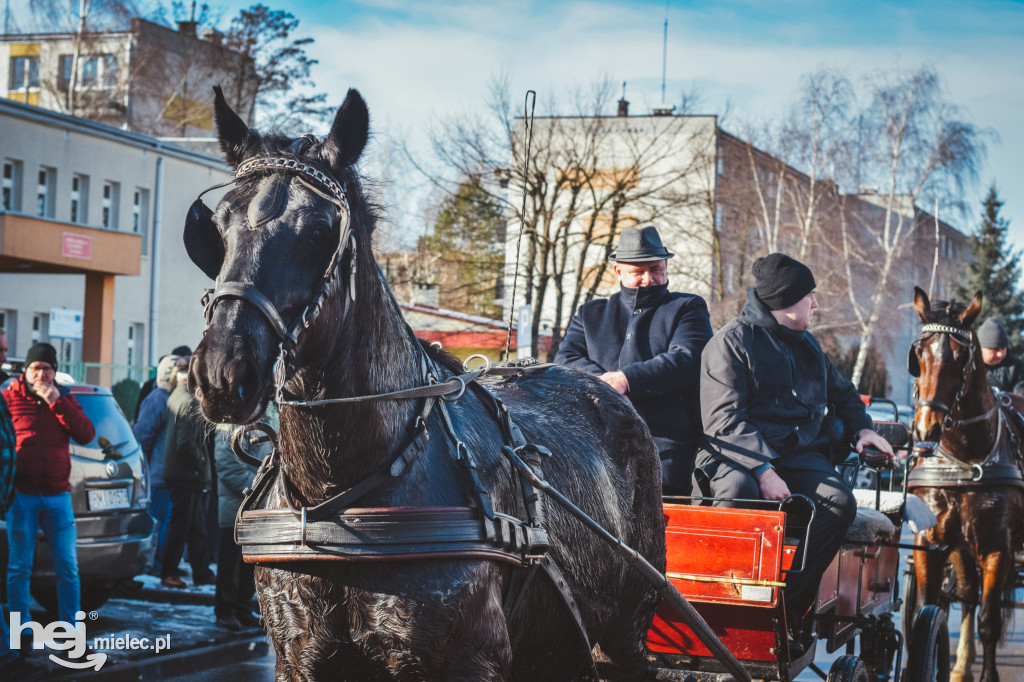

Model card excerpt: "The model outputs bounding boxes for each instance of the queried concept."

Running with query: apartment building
[505,103,968,403]
[0,97,230,374]
[1,18,255,136]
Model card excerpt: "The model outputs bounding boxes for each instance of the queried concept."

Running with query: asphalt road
[7,549,1024,681]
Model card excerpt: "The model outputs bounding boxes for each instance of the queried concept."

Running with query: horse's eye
[304,222,331,243]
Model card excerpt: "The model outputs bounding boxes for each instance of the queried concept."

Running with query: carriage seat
[846,489,937,546]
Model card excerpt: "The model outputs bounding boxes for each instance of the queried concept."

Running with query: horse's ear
[959,290,984,329]
[214,85,255,168]
[913,286,931,323]
[321,89,369,173]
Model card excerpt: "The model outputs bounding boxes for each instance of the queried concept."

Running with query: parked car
[1,363,154,612]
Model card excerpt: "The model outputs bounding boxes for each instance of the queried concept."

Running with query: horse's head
[185,86,371,423]
[909,285,985,442]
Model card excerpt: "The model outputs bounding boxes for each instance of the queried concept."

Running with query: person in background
[694,254,893,655]
[0,365,18,671]
[135,345,192,422]
[555,225,713,494]
[0,328,10,383]
[2,343,95,624]
[160,358,215,588]
[977,318,1024,395]
[133,354,181,575]
[212,407,276,630]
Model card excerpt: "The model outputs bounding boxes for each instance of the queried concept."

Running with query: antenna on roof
[661,0,669,104]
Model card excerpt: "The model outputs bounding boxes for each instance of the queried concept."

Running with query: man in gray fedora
[556,225,713,494]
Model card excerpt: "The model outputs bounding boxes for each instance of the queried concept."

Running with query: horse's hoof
[951,669,974,682]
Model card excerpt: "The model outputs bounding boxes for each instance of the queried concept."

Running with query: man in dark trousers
[555,225,713,494]
[694,254,893,652]
[977,318,1024,395]
[160,358,215,588]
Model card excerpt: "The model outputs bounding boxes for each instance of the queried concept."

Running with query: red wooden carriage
[645,403,948,682]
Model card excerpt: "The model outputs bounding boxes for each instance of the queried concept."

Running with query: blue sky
[211,0,1024,248]
[13,0,1024,251]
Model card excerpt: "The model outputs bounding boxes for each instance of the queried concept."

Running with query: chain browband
[235,154,347,208]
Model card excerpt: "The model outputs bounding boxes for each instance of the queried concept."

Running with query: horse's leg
[951,550,978,682]
[977,551,1012,682]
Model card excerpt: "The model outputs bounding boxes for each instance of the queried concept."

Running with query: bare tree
[29,0,144,120]
[838,67,984,385]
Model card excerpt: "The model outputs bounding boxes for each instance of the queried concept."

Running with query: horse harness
[233,350,598,667]
[907,323,1024,488]
[192,141,601,668]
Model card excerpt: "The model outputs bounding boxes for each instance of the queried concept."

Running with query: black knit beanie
[977,318,1009,349]
[25,342,59,371]
[753,253,817,311]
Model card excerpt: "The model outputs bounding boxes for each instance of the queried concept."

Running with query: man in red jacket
[2,343,94,625]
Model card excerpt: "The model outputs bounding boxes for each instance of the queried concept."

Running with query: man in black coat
[555,225,713,494]
[977,318,1024,395]
[694,253,893,651]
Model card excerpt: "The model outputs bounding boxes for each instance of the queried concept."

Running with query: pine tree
[955,184,1024,353]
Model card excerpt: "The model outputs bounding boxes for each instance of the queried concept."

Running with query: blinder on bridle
[184,135,357,393]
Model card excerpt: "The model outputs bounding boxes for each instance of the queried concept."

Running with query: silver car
[1,367,154,612]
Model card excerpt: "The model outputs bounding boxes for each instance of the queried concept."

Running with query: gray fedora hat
[610,225,674,263]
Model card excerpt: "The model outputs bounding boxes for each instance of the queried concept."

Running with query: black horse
[184,87,666,681]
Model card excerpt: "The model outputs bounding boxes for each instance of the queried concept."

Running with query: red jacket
[1,376,95,495]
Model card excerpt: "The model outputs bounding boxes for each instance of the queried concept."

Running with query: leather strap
[237,506,549,563]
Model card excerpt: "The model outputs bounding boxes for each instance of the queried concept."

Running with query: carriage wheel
[903,605,950,682]
[902,561,918,653]
[826,655,869,682]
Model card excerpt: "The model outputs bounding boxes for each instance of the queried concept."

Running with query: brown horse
[908,286,1024,682]
[184,87,665,681]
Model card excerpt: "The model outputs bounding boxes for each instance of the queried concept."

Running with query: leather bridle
[911,323,996,431]
[195,137,355,398]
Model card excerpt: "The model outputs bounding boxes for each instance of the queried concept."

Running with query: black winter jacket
[700,288,872,472]
[986,354,1024,395]
[555,282,713,455]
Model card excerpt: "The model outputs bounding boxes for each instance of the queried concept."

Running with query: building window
[71,174,89,223]
[102,55,118,87]
[36,167,55,218]
[133,188,150,254]
[126,322,145,366]
[32,313,48,344]
[81,56,98,87]
[102,181,119,229]
[3,159,22,212]
[8,56,39,90]
[58,55,73,91]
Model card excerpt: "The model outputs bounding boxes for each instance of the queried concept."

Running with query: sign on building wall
[50,308,83,340]
[61,233,92,260]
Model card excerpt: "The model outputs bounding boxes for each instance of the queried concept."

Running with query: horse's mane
[417,338,467,375]
[925,298,972,327]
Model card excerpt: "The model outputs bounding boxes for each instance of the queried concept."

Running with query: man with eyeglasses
[555,225,713,495]
[1,342,94,626]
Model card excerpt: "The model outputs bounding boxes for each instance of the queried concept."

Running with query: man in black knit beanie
[694,253,893,654]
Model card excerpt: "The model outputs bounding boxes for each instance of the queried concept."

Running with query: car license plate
[87,488,131,511]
